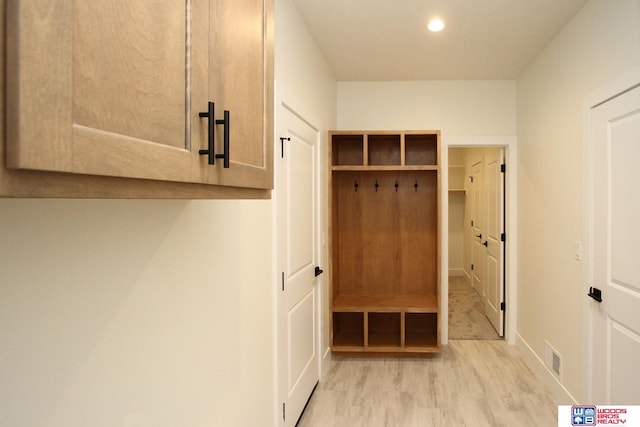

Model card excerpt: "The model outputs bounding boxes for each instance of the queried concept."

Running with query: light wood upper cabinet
[197,0,273,189]
[4,0,273,197]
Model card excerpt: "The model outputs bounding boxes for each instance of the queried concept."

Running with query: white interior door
[483,149,505,336]
[470,161,485,296]
[590,84,640,404]
[276,102,320,426]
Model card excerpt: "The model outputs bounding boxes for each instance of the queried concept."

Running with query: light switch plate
[574,240,582,261]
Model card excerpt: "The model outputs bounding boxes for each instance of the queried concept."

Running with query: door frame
[273,84,324,426]
[583,66,640,402]
[444,137,517,345]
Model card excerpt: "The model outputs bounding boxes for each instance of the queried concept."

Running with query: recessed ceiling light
[428,18,445,32]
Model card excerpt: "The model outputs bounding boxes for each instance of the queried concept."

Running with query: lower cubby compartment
[331,310,439,354]
[368,312,401,347]
[405,312,438,347]
[332,312,364,347]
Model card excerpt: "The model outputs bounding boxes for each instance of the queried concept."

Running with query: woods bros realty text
[595,408,627,424]
[558,405,640,426]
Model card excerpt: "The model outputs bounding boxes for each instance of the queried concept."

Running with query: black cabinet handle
[215,110,230,168]
[315,266,324,277]
[482,241,488,247]
[198,102,215,165]
[198,103,229,168]
[476,234,482,239]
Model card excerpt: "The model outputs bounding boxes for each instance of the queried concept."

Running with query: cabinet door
[198,0,274,189]
[6,0,273,191]
[6,1,210,183]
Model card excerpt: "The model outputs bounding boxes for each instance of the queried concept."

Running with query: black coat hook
[374,180,379,192]
[279,137,290,158]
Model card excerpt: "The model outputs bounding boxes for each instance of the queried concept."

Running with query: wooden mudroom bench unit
[329,130,441,356]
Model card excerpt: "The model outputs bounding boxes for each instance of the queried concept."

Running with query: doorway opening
[447,146,509,341]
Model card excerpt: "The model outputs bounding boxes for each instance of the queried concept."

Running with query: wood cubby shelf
[405,134,438,166]
[368,312,402,348]
[368,134,401,166]
[333,295,438,312]
[329,130,441,356]
[405,312,438,348]
[332,312,365,348]
[332,134,364,166]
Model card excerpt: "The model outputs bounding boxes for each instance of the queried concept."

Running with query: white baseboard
[320,346,331,379]
[463,270,471,284]
[515,333,578,405]
[448,268,465,277]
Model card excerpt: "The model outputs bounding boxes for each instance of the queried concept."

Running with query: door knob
[588,287,603,302]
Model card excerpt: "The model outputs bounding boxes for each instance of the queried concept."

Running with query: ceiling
[291,0,589,81]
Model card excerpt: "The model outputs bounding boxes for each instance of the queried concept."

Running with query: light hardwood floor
[448,276,500,340]
[297,340,557,427]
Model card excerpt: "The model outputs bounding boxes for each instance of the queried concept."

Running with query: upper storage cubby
[331,134,364,166]
[405,133,438,166]
[368,134,401,166]
[330,131,439,169]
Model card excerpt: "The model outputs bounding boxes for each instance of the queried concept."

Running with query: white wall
[0,1,337,426]
[448,193,465,274]
[338,80,516,136]
[516,0,640,403]
[276,0,337,124]
[0,200,274,427]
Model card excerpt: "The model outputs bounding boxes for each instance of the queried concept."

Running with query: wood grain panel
[202,0,274,190]
[73,1,186,148]
[399,171,438,296]
[6,0,196,184]
[358,173,402,295]
[333,171,365,296]
[334,171,437,298]
[6,0,73,171]
[333,295,437,311]
[211,0,265,167]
